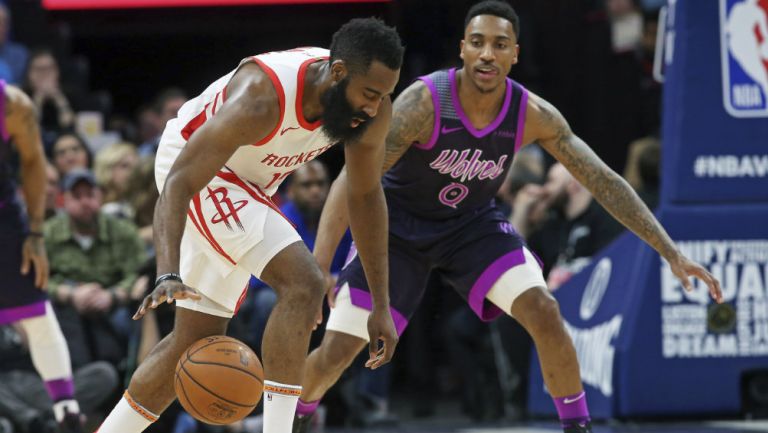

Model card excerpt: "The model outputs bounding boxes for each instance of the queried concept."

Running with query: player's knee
[318,333,364,372]
[518,289,563,336]
[281,266,325,310]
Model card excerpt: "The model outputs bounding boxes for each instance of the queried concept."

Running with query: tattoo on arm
[382,82,435,173]
[534,98,679,259]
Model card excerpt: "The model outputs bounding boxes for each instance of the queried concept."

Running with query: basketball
[174,336,263,425]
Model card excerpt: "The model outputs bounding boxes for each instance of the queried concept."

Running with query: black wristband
[155,273,182,288]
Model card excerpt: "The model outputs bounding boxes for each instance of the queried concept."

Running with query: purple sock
[296,399,320,417]
[44,378,75,402]
[553,391,590,428]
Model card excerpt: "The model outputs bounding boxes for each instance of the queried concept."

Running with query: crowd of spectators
[0,0,665,432]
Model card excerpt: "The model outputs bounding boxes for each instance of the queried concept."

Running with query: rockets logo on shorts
[720,0,768,117]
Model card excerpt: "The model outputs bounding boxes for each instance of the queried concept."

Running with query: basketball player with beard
[293,3,722,433]
[96,18,404,433]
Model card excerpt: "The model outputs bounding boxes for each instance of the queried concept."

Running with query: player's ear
[512,44,520,65]
[330,60,347,83]
[460,39,465,60]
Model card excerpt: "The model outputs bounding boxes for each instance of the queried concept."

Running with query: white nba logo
[720,0,768,117]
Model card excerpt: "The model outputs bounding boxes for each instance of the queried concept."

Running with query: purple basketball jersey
[383,68,528,226]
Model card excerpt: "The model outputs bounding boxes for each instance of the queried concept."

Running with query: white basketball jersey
[156,47,335,197]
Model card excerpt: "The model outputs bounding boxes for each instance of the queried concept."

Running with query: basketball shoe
[292,414,312,433]
[563,421,593,433]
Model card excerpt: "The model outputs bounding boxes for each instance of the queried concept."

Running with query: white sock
[96,392,158,433]
[263,381,302,433]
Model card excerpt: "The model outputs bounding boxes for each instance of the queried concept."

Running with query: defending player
[294,3,723,433]
[96,19,403,433]
[0,81,83,432]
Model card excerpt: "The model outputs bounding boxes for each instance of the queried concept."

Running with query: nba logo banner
[720,0,768,117]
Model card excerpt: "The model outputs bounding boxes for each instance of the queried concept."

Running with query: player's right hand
[133,280,201,320]
[365,306,398,370]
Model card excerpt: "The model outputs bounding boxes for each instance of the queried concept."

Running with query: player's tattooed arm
[528,93,722,302]
[381,80,435,173]
[6,86,50,288]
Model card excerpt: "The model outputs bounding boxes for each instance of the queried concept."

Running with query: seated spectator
[520,163,624,289]
[50,132,91,177]
[0,324,119,433]
[623,136,660,209]
[44,169,145,369]
[94,142,139,220]
[23,50,76,136]
[137,88,187,157]
[124,156,158,249]
[0,3,28,85]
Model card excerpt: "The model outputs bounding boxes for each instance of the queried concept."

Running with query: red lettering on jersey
[262,153,278,165]
[206,186,247,231]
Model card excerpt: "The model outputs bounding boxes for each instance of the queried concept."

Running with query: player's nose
[480,44,495,61]
[362,103,378,119]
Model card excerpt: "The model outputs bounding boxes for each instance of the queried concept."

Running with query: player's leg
[235,210,325,433]
[295,237,428,432]
[96,305,230,433]
[17,303,81,423]
[97,222,248,432]
[443,222,591,433]
[1,228,82,429]
[484,248,591,433]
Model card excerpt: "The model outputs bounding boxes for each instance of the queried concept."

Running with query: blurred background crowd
[0,0,666,432]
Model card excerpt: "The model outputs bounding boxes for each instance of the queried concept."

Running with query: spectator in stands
[24,50,75,135]
[515,163,624,289]
[0,3,28,85]
[623,136,661,209]
[137,88,186,157]
[94,142,139,220]
[0,324,119,433]
[44,169,145,368]
[50,132,91,177]
[123,156,158,249]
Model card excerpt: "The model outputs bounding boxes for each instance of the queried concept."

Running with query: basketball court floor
[325,420,768,432]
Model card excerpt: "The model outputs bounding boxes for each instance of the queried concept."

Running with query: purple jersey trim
[0,80,8,142]
[0,300,47,325]
[412,76,440,150]
[468,248,526,321]
[449,68,512,139]
[514,87,529,152]
[45,378,75,401]
[335,286,409,336]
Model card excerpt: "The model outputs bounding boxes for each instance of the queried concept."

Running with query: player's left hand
[20,235,49,289]
[668,253,723,304]
[365,306,398,370]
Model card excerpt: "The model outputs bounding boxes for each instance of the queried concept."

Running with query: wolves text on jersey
[428,148,508,183]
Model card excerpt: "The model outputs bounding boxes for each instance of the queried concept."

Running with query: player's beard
[320,77,372,144]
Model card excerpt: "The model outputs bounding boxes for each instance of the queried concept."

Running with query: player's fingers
[175,286,201,301]
[133,296,152,320]
[38,257,49,290]
[20,246,30,275]
[679,275,694,292]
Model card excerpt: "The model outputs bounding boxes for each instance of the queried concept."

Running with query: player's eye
[471,40,482,47]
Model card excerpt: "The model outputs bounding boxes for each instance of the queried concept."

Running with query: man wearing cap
[44,169,145,368]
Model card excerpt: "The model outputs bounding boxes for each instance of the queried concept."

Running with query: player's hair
[330,17,404,75]
[464,0,520,39]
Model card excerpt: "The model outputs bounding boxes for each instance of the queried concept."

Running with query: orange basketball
[174,336,263,425]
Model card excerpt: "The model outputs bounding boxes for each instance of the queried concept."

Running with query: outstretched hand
[668,253,723,304]
[133,280,202,320]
